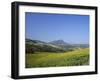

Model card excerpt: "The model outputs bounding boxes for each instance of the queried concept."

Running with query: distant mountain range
[49,40,70,46]
[26,38,89,53]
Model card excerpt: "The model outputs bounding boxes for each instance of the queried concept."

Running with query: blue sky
[25,12,89,44]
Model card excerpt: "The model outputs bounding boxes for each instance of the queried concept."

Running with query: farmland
[26,48,89,68]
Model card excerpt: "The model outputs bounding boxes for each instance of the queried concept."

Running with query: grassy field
[25,48,89,68]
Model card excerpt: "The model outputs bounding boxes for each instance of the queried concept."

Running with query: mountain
[49,40,73,50]
[49,40,70,46]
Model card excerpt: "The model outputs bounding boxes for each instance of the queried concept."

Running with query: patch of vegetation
[26,48,89,68]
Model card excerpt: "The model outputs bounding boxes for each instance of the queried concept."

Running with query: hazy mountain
[49,40,70,46]
[72,44,89,48]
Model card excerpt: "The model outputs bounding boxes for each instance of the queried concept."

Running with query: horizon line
[25,38,89,45]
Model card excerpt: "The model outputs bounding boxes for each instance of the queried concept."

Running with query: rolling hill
[26,39,66,53]
[26,38,89,53]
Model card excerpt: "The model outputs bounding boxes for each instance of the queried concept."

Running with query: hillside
[26,38,89,53]
[26,39,66,53]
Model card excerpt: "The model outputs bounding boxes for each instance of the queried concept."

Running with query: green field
[25,48,89,68]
